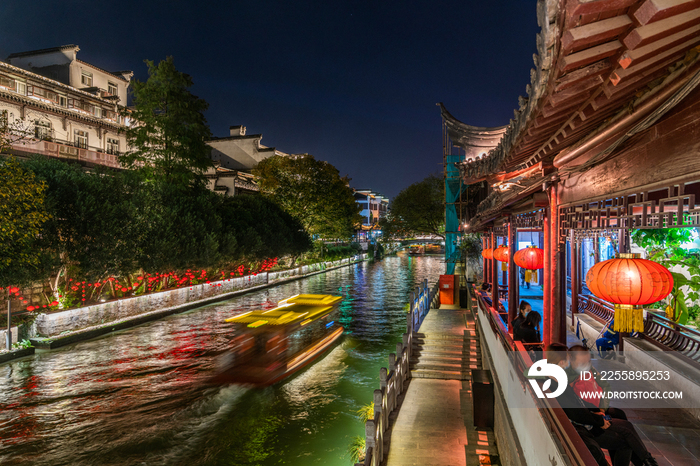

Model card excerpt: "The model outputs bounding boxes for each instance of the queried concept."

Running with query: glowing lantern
[513,246,544,270]
[481,248,493,260]
[493,246,509,262]
[586,253,673,333]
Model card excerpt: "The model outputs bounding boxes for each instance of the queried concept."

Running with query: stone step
[412,355,481,364]
[410,368,471,380]
[412,343,480,354]
[411,361,480,372]
[414,334,478,342]
[413,332,466,340]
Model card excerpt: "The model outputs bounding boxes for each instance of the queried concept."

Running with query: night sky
[1,1,539,198]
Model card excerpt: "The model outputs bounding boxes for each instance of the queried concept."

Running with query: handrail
[643,312,700,366]
[575,294,700,371]
[473,286,597,466]
[576,294,614,324]
[358,278,438,466]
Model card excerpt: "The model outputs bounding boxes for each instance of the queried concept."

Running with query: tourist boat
[408,245,425,255]
[424,243,445,255]
[211,294,344,386]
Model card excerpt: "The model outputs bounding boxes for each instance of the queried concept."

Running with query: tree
[380,174,444,239]
[0,157,49,287]
[631,228,700,324]
[120,56,212,184]
[23,157,146,297]
[218,194,312,264]
[132,180,225,273]
[253,154,362,239]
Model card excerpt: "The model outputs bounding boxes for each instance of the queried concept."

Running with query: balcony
[9,139,120,169]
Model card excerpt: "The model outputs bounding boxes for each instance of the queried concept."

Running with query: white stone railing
[357,279,439,466]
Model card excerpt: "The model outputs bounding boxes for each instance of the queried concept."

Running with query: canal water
[0,254,443,466]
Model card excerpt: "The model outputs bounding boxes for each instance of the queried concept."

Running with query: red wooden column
[550,183,565,345]
[507,220,518,328]
[543,202,552,348]
[491,231,500,311]
[570,230,579,327]
[482,234,491,283]
[549,184,566,343]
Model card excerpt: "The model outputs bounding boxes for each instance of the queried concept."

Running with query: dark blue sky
[1,1,539,198]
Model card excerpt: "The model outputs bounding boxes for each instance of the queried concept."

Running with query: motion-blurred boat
[211,294,343,386]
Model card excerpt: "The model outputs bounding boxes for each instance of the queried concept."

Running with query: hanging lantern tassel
[613,304,645,333]
[530,271,538,284]
[501,261,508,271]
[524,269,535,284]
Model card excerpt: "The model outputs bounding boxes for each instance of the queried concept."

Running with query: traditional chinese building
[434,2,700,464]
[444,0,700,348]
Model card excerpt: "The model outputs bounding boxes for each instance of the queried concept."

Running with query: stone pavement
[383,305,499,466]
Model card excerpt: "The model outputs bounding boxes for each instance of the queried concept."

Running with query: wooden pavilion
[444,0,700,348]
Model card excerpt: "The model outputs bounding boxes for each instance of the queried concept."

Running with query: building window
[106,138,119,155]
[94,107,102,118]
[0,75,15,90]
[35,120,52,141]
[58,95,67,107]
[107,82,118,96]
[74,129,88,149]
[81,71,93,87]
[16,81,26,96]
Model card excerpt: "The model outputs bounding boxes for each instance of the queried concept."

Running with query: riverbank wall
[0,255,367,359]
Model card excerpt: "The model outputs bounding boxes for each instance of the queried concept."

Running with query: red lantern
[493,246,509,262]
[586,253,673,333]
[513,246,544,270]
[481,248,493,260]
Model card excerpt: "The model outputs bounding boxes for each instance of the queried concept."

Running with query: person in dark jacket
[544,345,658,466]
[480,282,493,306]
[517,308,541,343]
[511,300,530,339]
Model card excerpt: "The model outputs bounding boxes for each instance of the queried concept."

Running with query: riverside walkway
[382,305,499,466]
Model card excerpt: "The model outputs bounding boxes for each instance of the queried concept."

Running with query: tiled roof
[454,0,700,183]
[7,44,78,59]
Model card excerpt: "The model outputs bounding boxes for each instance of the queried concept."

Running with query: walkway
[383,305,499,466]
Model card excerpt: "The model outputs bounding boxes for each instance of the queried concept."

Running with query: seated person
[566,345,627,421]
[516,308,541,343]
[511,300,531,339]
[480,282,493,306]
[596,320,619,359]
[544,344,658,466]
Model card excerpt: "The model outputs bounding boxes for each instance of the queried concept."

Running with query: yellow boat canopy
[225,294,342,327]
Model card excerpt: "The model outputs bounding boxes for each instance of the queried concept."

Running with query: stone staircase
[410,322,482,380]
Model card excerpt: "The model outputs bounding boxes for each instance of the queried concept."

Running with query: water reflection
[0,254,443,466]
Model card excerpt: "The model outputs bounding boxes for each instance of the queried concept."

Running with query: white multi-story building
[205,125,290,196]
[207,125,288,171]
[0,45,131,168]
[354,189,389,240]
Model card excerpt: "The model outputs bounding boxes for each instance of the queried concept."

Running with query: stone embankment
[0,255,367,362]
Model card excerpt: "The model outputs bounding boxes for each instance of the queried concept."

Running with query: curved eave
[438,102,507,150]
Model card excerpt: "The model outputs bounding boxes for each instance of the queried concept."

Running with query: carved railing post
[365,419,375,465]
[388,353,396,409]
[373,389,384,462]
[403,333,410,363]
